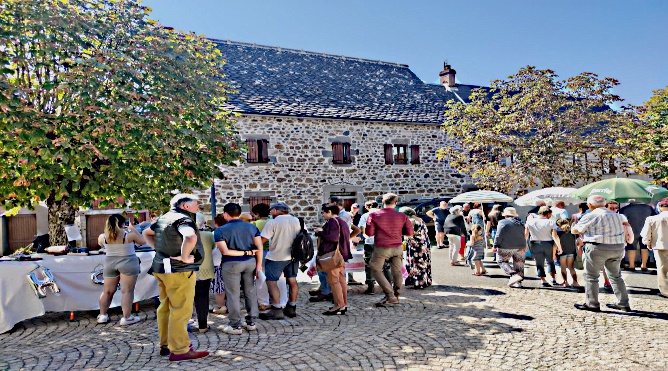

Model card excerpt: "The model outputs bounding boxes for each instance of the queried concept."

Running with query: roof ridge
[209,38,409,68]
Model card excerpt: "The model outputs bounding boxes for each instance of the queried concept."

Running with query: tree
[622,86,668,184]
[0,0,242,245]
[438,66,632,194]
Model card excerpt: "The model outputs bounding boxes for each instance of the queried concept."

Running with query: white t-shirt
[261,214,301,261]
[339,209,353,234]
[526,217,557,242]
[358,211,376,245]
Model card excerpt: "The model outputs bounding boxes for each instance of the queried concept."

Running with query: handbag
[316,218,345,272]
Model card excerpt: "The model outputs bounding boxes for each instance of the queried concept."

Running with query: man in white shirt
[258,202,301,320]
[640,198,668,299]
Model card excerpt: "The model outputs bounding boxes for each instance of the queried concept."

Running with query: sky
[141,0,668,106]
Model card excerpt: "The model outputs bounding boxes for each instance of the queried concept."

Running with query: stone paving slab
[1,279,667,370]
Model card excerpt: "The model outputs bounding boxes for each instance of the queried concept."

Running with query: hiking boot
[259,307,285,320]
[283,304,297,318]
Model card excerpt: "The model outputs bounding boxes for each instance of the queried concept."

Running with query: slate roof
[212,40,484,124]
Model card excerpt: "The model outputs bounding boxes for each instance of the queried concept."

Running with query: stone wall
[192,115,471,230]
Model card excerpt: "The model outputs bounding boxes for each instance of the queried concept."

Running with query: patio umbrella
[513,187,581,206]
[449,190,514,204]
[571,178,668,203]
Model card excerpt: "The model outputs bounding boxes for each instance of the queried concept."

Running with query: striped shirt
[365,208,414,248]
[573,207,625,245]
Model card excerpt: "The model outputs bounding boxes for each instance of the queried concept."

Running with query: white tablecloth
[0,262,46,334]
[0,252,158,334]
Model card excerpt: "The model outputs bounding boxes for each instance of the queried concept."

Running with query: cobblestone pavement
[2,250,668,370]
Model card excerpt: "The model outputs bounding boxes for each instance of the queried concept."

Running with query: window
[249,196,271,210]
[332,142,352,164]
[384,144,419,165]
[246,139,269,163]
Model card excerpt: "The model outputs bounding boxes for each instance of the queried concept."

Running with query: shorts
[265,259,299,281]
[104,255,140,278]
[625,237,648,251]
[558,253,575,258]
[435,222,445,233]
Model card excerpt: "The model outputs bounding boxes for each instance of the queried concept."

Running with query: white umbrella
[513,187,581,207]
[449,190,514,204]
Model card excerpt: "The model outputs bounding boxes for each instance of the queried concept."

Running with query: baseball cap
[658,198,668,207]
[269,202,290,212]
[170,193,197,207]
[352,203,360,208]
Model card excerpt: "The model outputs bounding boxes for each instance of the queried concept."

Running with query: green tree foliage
[622,86,668,183]
[438,66,632,194]
[0,0,242,244]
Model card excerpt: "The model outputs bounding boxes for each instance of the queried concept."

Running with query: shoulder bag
[316,218,345,272]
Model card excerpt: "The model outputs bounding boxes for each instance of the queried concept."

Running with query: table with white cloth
[344,248,365,272]
[0,252,158,334]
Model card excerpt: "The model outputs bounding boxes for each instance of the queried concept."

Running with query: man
[358,200,391,295]
[550,201,569,222]
[365,193,414,307]
[640,198,668,299]
[214,203,263,335]
[351,203,362,227]
[620,201,657,271]
[443,206,467,266]
[258,202,301,320]
[527,200,547,220]
[493,207,528,288]
[572,195,631,312]
[426,200,450,249]
[143,194,209,362]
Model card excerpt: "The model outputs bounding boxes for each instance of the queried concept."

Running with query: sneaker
[605,303,632,312]
[211,306,227,314]
[96,314,109,324]
[603,283,613,292]
[169,349,209,362]
[508,274,523,287]
[243,322,257,331]
[541,282,552,288]
[222,325,242,335]
[550,280,558,285]
[259,308,285,320]
[574,303,601,312]
[119,315,141,326]
[510,282,522,288]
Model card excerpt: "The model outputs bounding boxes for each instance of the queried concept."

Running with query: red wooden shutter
[332,142,344,164]
[410,145,420,164]
[260,139,269,163]
[343,143,351,164]
[246,139,258,163]
[384,144,393,164]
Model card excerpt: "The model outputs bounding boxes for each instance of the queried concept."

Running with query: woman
[400,207,432,289]
[571,203,588,224]
[556,218,580,287]
[443,206,467,266]
[493,207,528,287]
[191,213,215,333]
[251,203,272,311]
[315,204,351,315]
[97,214,146,325]
[486,205,502,242]
[210,214,227,314]
[525,206,563,287]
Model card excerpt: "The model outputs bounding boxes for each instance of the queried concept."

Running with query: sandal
[472,272,482,276]
[480,270,488,275]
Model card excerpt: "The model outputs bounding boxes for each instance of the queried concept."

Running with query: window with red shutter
[332,142,344,164]
[394,145,408,164]
[260,139,269,163]
[410,145,420,164]
[246,139,258,163]
[246,139,270,163]
[384,144,393,164]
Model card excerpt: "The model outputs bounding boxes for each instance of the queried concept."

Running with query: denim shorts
[559,253,575,258]
[264,259,298,281]
[104,255,140,278]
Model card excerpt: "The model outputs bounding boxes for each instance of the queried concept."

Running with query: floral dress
[404,218,432,289]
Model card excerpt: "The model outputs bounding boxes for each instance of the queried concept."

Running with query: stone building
[194,40,482,229]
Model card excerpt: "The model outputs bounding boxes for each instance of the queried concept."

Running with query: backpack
[291,217,314,267]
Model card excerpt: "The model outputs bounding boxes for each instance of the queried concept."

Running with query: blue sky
[142,0,667,106]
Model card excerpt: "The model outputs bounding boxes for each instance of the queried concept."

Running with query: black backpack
[291,217,314,267]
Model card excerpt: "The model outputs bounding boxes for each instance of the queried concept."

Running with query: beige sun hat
[501,207,519,217]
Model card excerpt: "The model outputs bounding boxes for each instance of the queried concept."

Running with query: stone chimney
[439,63,456,87]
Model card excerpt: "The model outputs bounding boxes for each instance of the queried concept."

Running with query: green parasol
[571,178,668,203]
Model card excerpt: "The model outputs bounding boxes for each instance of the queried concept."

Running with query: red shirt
[365,208,414,248]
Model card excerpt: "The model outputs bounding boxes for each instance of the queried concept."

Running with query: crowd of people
[91,192,668,362]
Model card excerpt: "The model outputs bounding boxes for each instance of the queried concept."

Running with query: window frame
[246,139,269,164]
[332,142,352,164]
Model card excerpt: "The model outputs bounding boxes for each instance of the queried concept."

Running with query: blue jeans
[583,244,629,308]
[318,271,331,295]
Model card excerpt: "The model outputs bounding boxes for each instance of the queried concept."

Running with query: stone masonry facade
[193,115,470,230]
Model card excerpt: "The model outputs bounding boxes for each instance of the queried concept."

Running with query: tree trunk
[46,197,76,247]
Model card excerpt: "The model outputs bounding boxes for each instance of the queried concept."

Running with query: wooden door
[7,214,36,253]
[86,214,109,250]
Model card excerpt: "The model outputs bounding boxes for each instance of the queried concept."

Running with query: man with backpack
[259,202,301,320]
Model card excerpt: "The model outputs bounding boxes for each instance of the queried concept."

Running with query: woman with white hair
[494,207,529,287]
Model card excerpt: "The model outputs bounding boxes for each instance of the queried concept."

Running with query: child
[556,218,580,287]
[468,224,487,276]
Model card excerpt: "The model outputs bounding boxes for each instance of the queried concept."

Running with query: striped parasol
[449,190,514,204]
